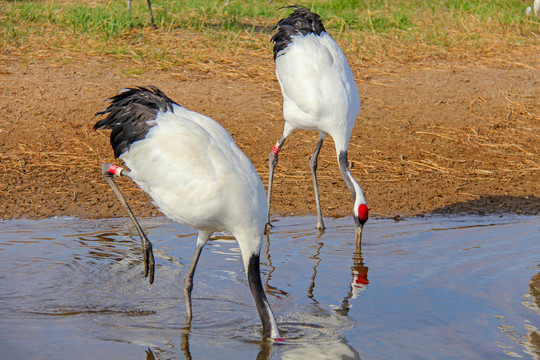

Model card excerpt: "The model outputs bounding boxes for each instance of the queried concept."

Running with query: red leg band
[109,164,123,176]
[272,142,281,155]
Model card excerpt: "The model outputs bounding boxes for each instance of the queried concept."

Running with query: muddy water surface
[0,215,539,359]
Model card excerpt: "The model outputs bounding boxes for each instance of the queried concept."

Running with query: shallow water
[0,215,539,359]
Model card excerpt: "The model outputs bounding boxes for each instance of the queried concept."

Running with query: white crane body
[123,105,266,249]
[268,7,369,236]
[95,86,280,340]
[275,32,361,151]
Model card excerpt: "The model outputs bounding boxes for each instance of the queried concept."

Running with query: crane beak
[355,225,363,244]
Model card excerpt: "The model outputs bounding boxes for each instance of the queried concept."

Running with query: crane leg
[101,163,155,284]
[266,136,287,230]
[309,133,327,231]
[146,0,156,28]
[183,231,210,324]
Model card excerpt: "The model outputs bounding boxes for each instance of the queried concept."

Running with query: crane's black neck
[247,254,278,339]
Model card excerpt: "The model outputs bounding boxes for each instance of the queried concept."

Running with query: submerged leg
[183,231,211,324]
[101,163,155,284]
[309,132,327,231]
[266,135,287,230]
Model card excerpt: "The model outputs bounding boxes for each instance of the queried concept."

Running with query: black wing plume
[94,86,178,158]
[271,6,326,60]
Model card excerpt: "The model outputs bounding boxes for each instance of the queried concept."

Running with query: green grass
[1,0,539,66]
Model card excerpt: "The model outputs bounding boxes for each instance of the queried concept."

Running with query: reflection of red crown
[354,268,369,285]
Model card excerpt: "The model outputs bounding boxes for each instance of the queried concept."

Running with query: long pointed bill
[355,226,363,245]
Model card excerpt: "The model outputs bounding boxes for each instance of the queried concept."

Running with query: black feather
[94,86,178,158]
[271,6,326,60]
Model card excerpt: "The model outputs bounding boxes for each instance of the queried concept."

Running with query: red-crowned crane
[94,86,281,340]
[267,6,368,241]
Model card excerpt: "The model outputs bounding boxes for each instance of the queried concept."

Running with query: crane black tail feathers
[271,6,326,60]
[94,86,178,158]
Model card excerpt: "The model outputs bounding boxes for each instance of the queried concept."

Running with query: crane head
[354,203,369,243]
[358,204,369,224]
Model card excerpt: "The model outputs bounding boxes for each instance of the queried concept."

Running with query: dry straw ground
[0,2,539,221]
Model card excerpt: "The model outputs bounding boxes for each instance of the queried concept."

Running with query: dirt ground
[0,45,539,222]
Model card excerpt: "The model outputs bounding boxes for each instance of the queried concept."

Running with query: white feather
[275,32,361,150]
[121,104,266,257]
